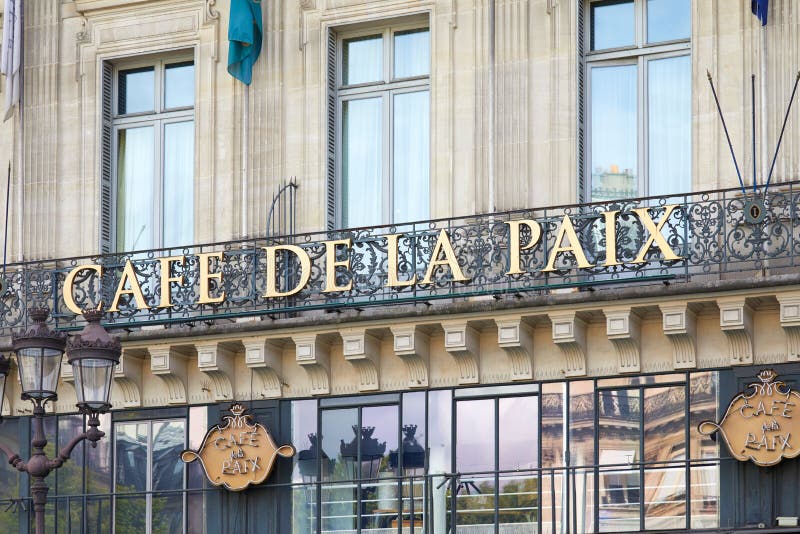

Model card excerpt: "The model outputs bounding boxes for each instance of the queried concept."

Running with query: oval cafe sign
[699,369,800,466]
[181,403,295,491]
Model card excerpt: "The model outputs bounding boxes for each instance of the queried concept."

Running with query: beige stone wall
[0,0,797,260]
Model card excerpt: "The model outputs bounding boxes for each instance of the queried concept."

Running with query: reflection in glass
[117,126,155,251]
[648,55,691,198]
[393,91,430,224]
[429,390,451,534]
[455,476,496,527]
[690,372,719,530]
[569,381,596,532]
[394,29,430,78]
[321,408,357,481]
[162,120,195,248]
[115,422,148,534]
[644,386,686,529]
[499,396,538,470]
[342,97,382,227]
[165,62,195,109]
[591,64,637,202]
[0,419,20,533]
[647,0,690,43]
[457,399,495,473]
[343,35,382,85]
[118,67,154,114]
[591,1,635,50]
[541,382,565,533]
[598,389,641,533]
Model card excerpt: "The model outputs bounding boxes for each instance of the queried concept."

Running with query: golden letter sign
[181,404,295,491]
[699,369,800,466]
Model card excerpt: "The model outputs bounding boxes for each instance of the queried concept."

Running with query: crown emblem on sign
[230,403,246,416]
[758,369,777,384]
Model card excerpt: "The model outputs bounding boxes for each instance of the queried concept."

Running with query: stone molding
[149,345,189,404]
[495,316,534,380]
[777,293,800,361]
[390,325,429,388]
[718,298,754,366]
[659,303,697,369]
[243,337,284,398]
[442,322,480,384]
[293,334,331,396]
[341,329,381,392]
[605,308,641,374]
[114,349,144,408]
[549,312,587,377]
[195,341,236,402]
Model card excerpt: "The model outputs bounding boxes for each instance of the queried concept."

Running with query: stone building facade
[0,0,798,532]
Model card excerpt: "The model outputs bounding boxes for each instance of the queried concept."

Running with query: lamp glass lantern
[12,308,67,403]
[66,309,121,414]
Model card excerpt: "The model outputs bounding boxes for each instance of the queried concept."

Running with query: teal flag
[227,0,263,85]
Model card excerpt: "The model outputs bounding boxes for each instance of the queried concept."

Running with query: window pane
[117,126,155,251]
[162,120,195,248]
[321,408,358,481]
[393,91,429,224]
[0,419,20,533]
[342,97,382,227]
[647,0,690,43]
[499,395,538,470]
[152,420,185,491]
[118,67,154,114]
[343,35,382,85]
[591,1,635,50]
[648,55,691,197]
[115,422,149,493]
[590,64,638,201]
[394,29,430,78]
[456,399,494,473]
[598,389,641,533]
[165,62,194,109]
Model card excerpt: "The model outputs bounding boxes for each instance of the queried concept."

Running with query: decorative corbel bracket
[243,337,284,398]
[390,325,429,388]
[293,334,330,396]
[777,293,800,361]
[605,308,641,374]
[659,304,697,369]
[442,322,480,384]
[195,341,236,402]
[114,349,144,408]
[149,345,189,404]
[495,316,534,380]
[718,298,754,365]
[549,312,587,377]
[341,329,381,392]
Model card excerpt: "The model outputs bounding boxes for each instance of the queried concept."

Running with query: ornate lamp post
[0,307,120,534]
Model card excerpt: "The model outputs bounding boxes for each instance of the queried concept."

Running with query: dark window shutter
[100,61,114,253]
[326,28,337,231]
[576,0,586,202]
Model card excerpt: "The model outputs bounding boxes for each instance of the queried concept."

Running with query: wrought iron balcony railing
[0,182,798,335]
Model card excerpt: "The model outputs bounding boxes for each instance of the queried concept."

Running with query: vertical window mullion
[385,91,393,225]
[639,55,647,196]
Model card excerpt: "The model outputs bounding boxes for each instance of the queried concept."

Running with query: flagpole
[760,23,768,189]
[242,83,249,239]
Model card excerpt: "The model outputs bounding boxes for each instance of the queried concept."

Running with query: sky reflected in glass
[647,0,690,43]
[591,1,635,50]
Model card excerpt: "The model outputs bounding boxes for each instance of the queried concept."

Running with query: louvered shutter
[576,0,586,202]
[325,28,337,231]
[99,61,114,253]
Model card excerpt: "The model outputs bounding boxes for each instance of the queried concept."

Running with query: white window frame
[111,54,195,251]
[584,0,691,201]
[334,21,431,228]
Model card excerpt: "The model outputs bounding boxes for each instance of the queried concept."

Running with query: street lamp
[0,307,120,534]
